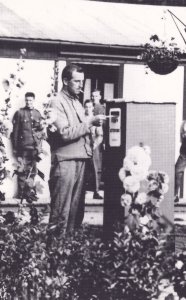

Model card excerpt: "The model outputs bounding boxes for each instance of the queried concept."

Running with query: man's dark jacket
[11,107,42,154]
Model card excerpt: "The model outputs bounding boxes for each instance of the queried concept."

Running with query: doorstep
[0,191,104,209]
[174,198,186,208]
[0,198,50,207]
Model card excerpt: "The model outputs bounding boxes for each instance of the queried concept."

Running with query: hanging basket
[147,57,179,75]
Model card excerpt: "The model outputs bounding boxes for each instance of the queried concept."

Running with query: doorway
[76,63,121,102]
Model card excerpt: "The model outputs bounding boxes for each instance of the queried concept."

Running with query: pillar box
[104,99,175,236]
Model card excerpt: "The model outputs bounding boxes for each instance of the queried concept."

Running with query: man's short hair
[62,64,84,81]
[84,99,93,107]
[25,92,35,98]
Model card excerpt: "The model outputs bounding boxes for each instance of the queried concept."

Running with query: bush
[0,144,183,299]
[0,217,178,300]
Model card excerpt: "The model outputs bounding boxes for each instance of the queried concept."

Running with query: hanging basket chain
[140,10,186,75]
[168,9,186,46]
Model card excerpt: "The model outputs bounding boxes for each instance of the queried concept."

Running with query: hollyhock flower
[123,157,134,172]
[135,192,147,205]
[160,183,169,194]
[148,179,159,192]
[159,171,169,184]
[123,176,140,193]
[143,145,151,156]
[126,145,151,170]
[147,170,158,181]
[159,195,164,201]
[120,193,132,207]
[130,164,148,181]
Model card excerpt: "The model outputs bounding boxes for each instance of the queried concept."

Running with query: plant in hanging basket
[140,34,184,75]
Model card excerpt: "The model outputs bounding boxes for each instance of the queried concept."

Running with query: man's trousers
[17,149,38,199]
[49,159,86,234]
[175,153,186,196]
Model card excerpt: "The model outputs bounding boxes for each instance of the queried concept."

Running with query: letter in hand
[92,114,106,127]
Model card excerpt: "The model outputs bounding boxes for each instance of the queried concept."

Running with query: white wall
[123,64,185,204]
[123,64,184,160]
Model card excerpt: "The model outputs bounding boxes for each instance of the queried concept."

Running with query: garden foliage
[0,52,186,299]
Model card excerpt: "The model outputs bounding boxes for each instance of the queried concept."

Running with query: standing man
[84,99,103,199]
[91,89,105,197]
[175,120,186,203]
[91,89,105,115]
[48,64,105,235]
[11,92,42,199]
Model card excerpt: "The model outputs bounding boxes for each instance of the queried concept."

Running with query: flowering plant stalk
[0,49,27,203]
[119,143,169,233]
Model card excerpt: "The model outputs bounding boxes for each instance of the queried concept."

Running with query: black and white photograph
[0,0,186,299]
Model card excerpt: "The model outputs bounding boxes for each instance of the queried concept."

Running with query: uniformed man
[11,92,42,198]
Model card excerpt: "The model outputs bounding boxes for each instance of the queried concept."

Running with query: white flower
[135,193,147,205]
[123,157,134,172]
[126,146,146,164]
[148,180,159,192]
[159,195,164,202]
[118,167,126,182]
[123,176,140,193]
[159,171,169,184]
[125,145,151,175]
[161,183,169,194]
[143,145,151,156]
[175,260,184,269]
[130,164,148,181]
[139,215,150,226]
[120,193,132,207]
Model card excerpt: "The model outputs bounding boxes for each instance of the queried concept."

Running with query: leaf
[36,155,42,162]
[0,191,5,201]
[108,282,118,290]
[150,35,159,42]
[37,169,45,180]
[5,98,10,103]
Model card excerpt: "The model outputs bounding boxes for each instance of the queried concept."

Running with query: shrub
[0,217,177,300]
